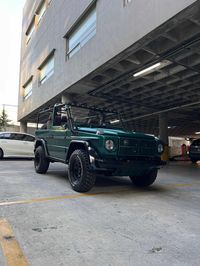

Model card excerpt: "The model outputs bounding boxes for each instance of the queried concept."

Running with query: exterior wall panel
[18,0,197,121]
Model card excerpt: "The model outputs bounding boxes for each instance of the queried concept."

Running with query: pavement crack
[149,247,163,253]
[3,235,14,240]
[32,226,58,232]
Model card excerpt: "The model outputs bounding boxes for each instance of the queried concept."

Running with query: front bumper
[90,156,166,176]
[189,153,200,160]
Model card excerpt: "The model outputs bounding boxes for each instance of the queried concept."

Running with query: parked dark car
[189,139,200,163]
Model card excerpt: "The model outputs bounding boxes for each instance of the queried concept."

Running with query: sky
[0,0,26,108]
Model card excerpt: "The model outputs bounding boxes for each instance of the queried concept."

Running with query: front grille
[140,140,157,155]
[190,146,200,153]
[119,138,156,156]
[119,138,138,155]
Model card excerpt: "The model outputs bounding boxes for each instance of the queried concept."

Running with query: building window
[36,0,47,25]
[66,6,96,58]
[123,0,132,7]
[23,78,33,100]
[39,53,54,85]
[26,20,34,44]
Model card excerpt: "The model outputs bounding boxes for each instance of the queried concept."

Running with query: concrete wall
[2,125,36,135]
[169,137,190,158]
[18,0,197,121]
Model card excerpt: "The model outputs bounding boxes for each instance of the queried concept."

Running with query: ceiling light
[168,126,176,129]
[133,63,161,77]
[133,60,171,78]
[110,119,120,124]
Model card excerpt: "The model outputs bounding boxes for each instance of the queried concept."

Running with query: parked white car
[0,132,35,159]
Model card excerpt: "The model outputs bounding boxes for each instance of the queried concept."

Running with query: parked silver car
[0,132,35,159]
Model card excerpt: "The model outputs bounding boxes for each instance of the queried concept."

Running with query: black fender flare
[34,139,49,157]
[66,140,98,164]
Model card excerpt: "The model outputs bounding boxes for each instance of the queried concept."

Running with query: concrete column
[159,113,169,161]
[159,113,169,145]
[20,121,27,133]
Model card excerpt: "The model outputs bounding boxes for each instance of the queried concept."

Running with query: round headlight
[158,143,164,153]
[105,140,114,151]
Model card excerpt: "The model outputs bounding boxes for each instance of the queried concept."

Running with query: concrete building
[18,0,200,141]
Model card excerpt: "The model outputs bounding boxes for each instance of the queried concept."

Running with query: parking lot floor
[0,159,200,266]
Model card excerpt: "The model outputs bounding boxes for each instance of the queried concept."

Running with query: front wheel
[68,149,96,192]
[129,169,157,187]
[34,146,49,174]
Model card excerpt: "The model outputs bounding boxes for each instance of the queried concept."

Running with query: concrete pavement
[0,159,200,266]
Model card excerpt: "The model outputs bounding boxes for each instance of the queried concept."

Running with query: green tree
[0,109,11,131]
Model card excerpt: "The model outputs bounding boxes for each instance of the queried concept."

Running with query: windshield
[69,106,123,129]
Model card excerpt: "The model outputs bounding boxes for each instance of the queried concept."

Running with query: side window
[2,133,11,140]
[53,115,61,126]
[24,135,35,142]
[53,106,68,128]
[53,106,62,126]
[11,134,24,141]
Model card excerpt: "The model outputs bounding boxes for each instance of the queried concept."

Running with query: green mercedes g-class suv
[34,103,165,192]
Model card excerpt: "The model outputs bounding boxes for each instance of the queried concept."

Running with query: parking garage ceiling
[30,1,200,137]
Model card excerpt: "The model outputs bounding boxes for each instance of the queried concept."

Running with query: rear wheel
[34,146,49,174]
[0,148,4,159]
[129,169,157,187]
[68,149,96,192]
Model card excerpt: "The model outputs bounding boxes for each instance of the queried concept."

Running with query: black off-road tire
[68,149,96,192]
[34,146,49,174]
[130,169,157,187]
[0,148,4,159]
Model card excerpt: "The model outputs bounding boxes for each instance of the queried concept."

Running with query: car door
[0,133,11,156]
[10,133,26,156]
[22,134,35,156]
[47,125,71,161]
[0,133,23,157]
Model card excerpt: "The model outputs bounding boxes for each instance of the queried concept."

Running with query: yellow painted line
[0,183,194,207]
[0,219,29,266]
[0,189,130,207]
[164,183,193,188]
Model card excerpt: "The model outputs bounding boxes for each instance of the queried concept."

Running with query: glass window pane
[24,79,32,100]
[13,134,24,141]
[3,133,11,139]
[40,55,54,84]
[23,135,35,142]
[26,21,34,44]
[68,7,96,58]
[37,1,46,23]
